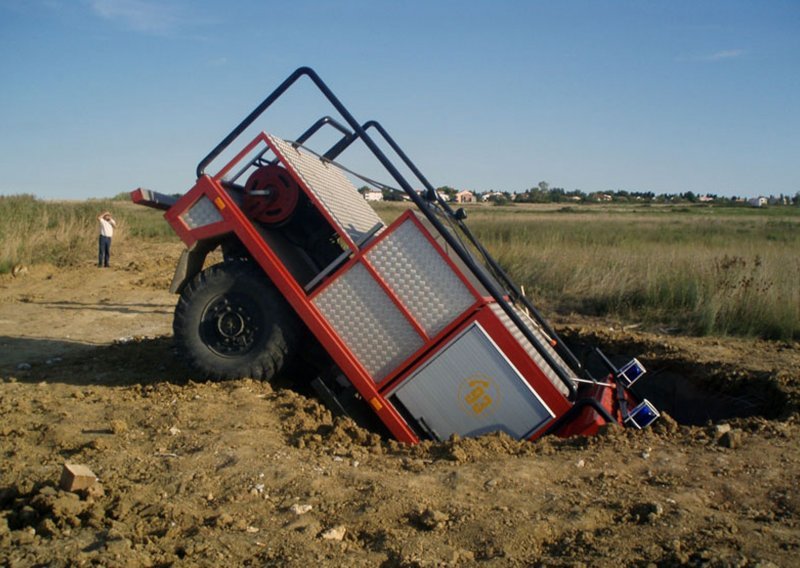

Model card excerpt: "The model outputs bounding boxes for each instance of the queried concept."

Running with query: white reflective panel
[392,323,554,440]
[267,134,383,245]
[489,303,575,397]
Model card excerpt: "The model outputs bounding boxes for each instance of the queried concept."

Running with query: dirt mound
[1,243,799,566]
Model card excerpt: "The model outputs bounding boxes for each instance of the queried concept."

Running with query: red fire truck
[133,67,658,443]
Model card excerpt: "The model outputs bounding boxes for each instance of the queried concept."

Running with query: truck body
[133,67,658,443]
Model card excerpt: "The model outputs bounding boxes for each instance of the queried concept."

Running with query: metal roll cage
[197,66,594,398]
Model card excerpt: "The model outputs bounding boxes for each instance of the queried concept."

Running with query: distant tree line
[359,182,800,206]
[441,182,800,206]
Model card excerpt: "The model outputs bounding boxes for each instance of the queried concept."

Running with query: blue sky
[0,0,797,200]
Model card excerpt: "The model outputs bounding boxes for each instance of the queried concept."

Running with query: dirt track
[1,242,798,567]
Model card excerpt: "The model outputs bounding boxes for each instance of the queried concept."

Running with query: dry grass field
[4,195,797,339]
[434,202,798,340]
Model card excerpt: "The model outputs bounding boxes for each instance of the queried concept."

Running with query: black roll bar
[293,116,353,148]
[326,120,586,378]
[196,67,578,398]
[318,119,585,389]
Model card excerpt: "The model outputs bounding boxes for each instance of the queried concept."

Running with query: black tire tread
[173,261,300,380]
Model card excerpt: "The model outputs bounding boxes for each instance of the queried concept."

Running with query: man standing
[97,211,116,267]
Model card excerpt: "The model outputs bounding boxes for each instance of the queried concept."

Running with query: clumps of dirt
[271,387,388,467]
[2,370,798,567]
[265,363,779,473]
[1,482,107,547]
[400,431,537,464]
[270,387,580,465]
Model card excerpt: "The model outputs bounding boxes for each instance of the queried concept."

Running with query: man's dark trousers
[98,235,112,267]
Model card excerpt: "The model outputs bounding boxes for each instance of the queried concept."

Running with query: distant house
[363,188,384,202]
[455,190,475,203]
[481,191,505,202]
[748,196,767,208]
[414,189,450,202]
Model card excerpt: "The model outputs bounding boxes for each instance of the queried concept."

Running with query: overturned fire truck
[132,67,659,443]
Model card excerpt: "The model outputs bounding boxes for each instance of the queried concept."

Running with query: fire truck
[132,67,658,443]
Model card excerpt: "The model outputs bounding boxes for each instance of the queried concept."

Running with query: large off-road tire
[173,261,300,380]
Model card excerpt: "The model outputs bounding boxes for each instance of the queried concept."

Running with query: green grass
[0,194,177,271]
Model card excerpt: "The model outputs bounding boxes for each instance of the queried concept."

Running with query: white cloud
[89,0,179,35]
[700,49,746,62]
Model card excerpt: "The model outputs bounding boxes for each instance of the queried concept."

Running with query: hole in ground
[631,363,785,425]
[564,333,791,426]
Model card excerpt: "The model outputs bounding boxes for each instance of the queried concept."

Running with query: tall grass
[3,196,797,340]
[464,205,800,340]
[0,194,176,272]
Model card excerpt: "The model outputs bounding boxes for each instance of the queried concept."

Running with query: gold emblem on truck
[458,373,500,416]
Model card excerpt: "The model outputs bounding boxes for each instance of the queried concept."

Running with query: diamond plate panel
[180,195,223,229]
[367,217,475,338]
[489,303,576,397]
[313,262,424,382]
[267,134,383,245]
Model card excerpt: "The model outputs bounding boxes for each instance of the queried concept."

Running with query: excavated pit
[630,362,787,424]
[563,332,793,426]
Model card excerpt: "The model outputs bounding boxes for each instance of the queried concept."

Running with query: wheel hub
[217,309,246,338]
[200,295,264,357]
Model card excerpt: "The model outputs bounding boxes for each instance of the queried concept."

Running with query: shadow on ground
[25,299,173,316]
[0,335,196,387]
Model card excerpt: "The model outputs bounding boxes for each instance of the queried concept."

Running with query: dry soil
[1,242,798,567]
